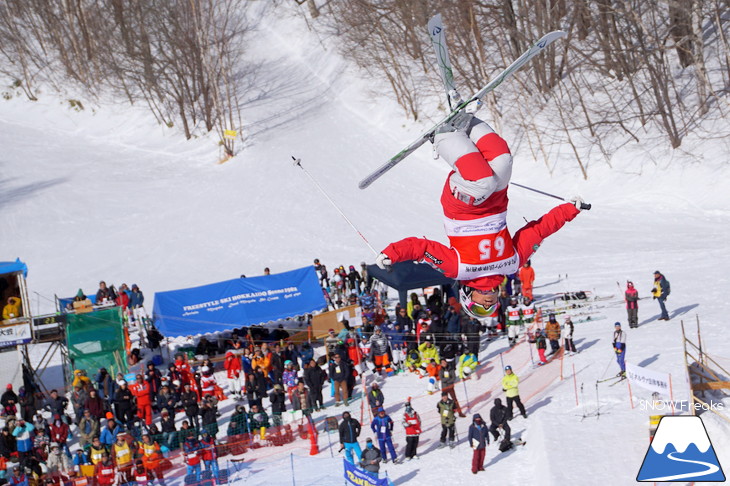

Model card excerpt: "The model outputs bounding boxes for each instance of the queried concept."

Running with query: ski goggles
[460,287,499,318]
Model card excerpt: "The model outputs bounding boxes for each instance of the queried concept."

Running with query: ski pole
[461,379,470,411]
[293,156,378,255]
[509,182,592,210]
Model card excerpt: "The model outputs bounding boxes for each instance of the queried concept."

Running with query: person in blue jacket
[370,408,398,464]
[468,413,490,474]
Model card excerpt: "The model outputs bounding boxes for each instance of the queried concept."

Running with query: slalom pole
[293,156,378,255]
[509,182,592,210]
[595,382,601,419]
[573,363,579,407]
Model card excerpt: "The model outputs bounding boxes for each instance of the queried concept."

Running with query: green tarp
[66,307,127,377]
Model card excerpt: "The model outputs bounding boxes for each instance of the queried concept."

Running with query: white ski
[427,14,458,107]
[359,30,566,190]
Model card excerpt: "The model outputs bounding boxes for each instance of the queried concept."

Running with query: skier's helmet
[462,366,472,376]
[459,286,499,319]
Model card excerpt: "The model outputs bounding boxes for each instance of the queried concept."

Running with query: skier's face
[471,289,499,307]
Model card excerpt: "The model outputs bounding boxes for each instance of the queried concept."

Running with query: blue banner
[343,459,391,486]
[152,266,326,337]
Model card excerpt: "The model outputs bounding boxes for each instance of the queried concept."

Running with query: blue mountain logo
[637,415,725,482]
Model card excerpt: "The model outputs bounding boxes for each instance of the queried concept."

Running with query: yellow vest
[502,373,520,398]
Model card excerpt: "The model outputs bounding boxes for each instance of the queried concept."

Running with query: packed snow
[2,4,729,486]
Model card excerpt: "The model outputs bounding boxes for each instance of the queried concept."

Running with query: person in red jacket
[224,350,243,400]
[131,375,153,425]
[49,414,71,458]
[94,452,116,486]
[402,401,422,461]
[518,261,535,300]
[375,117,586,320]
[625,281,639,328]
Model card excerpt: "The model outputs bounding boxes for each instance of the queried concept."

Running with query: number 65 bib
[443,210,518,281]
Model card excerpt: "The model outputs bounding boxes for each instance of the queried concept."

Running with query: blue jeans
[343,441,362,464]
[204,459,219,478]
[187,464,201,481]
[378,437,397,461]
[658,297,669,319]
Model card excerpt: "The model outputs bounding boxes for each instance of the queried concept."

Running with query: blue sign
[637,416,725,482]
[343,459,391,486]
[152,266,326,337]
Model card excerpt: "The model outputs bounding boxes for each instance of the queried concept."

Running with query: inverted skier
[375,116,587,320]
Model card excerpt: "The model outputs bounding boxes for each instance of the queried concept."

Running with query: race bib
[444,371,450,378]
[443,410,449,417]
[335,366,341,373]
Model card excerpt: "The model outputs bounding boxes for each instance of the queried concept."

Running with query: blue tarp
[58,294,98,313]
[152,266,327,338]
[0,259,28,277]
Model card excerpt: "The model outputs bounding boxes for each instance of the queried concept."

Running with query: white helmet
[459,286,499,319]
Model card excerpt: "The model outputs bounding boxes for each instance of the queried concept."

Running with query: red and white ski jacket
[382,130,580,291]
[224,351,242,379]
[383,202,579,290]
[200,374,217,396]
[403,411,421,436]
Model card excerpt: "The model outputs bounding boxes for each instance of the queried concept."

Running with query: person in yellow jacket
[418,341,440,363]
[2,296,22,320]
[501,365,527,420]
[112,433,134,483]
[457,352,479,380]
[72,369,92,390]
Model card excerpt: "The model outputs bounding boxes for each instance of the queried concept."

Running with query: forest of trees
[313,0,729,177]
[0,0,253,157]
[1,1,727,173]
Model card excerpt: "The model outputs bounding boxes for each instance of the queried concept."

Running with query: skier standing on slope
[374,117,586,320]
[613,322,627,377]
[625,281,639,328]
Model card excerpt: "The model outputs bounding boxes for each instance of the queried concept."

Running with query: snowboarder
[613,322,627,377]
[370,408,398,463]
[625,281,639,328]
[437,392,457,448]
[374,117,586,321]
[468,414,489,474]
[501,366,527,419]
[402,401,421,460]
[651,271,670,321]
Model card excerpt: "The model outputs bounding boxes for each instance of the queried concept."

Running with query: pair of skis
[358,14,566,189]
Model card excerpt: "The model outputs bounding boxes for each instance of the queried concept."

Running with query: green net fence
[66,307,127,377]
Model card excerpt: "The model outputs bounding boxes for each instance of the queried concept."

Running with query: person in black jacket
[303,360,327,411]
[181,383,200,430]
[269,384,286,425]
[112,382,135,427]
[338,411,362,463]
[200,398,218,436]
[488,398,511,443]
[160,409,178,449]
[395,308,413,334]
[329,355,350,406]
[269,344,285,385]
[468,413,489,474]
[0,426,17,458]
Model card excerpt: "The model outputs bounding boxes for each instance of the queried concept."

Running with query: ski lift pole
[293,156,378,256]
[509,182,592,210]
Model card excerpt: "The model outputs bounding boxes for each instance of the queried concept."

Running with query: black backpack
[499,438,514,452]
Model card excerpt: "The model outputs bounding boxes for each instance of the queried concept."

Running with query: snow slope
[2,3,730,485]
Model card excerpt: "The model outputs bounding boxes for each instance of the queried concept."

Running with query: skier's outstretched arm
[378,237,458,277]
[512,202,582,264]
